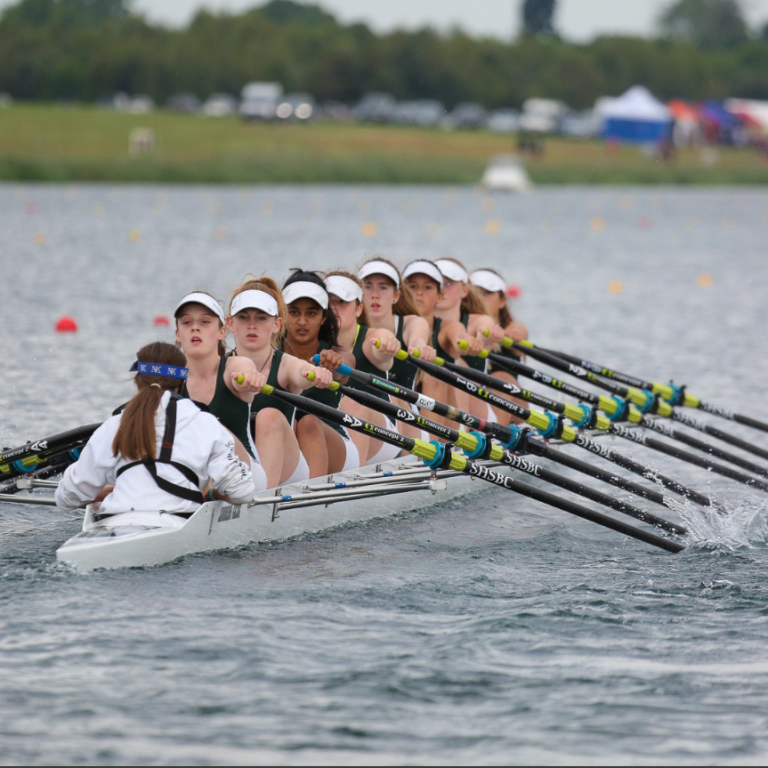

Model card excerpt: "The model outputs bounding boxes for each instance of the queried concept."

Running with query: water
[2,184,768,765]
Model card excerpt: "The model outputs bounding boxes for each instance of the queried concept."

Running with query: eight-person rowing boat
[4,257,768,571]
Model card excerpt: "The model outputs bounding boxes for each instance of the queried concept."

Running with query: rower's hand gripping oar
[312,354,706,513]
[307,372,686,537]
[248,379,684,554]
[513,337,768,435]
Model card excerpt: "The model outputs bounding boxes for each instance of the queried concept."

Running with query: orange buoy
[153,315,170,327]
[55,316,78,333]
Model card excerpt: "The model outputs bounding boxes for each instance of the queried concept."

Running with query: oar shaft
[262,385,683,553]
[492,352,768,478]
[0,424,99,466]
[407,353,709,505]
[338,362,698,511]
[338,382,685,535]
[532,343,768,435]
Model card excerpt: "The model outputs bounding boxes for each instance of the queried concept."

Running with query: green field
[1,103,767,185]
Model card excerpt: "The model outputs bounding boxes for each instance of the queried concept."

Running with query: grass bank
[1,103,767,185]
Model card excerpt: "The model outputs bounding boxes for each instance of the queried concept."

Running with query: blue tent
[598,87,673,144]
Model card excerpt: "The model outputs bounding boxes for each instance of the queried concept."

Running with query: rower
[401,260,483,429]
[324,270,401,465]
[434,257,505,420]
[282,270,361,477]
[470,268,530,427]
[358,257,437,440]
[174,291,269,492]
[227,277,334,488]
[55,342,255,516]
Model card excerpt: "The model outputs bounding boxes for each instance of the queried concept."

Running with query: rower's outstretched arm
[364,328,398,371]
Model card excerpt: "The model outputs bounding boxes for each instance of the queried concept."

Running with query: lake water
[1,184,768,765]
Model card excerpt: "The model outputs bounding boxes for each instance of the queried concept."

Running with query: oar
[253,382,684,554]
[516,339,768,435]
[311,355,708,513]
[0,459,74,496]
[314,374,686,536]
[438,346,768,495]
[401,351,712,505]
[1,424,99,482]
[495,339,768,464]
[481,351,768,479]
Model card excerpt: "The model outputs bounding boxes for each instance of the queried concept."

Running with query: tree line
[1,0,767,109]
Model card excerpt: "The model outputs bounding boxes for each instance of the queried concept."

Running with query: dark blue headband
[129,361,189,380]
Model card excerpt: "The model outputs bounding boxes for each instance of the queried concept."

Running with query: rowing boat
[54,455,520,571]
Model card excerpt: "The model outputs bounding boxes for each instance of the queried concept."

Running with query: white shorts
[364,416,404,466]
[340,428,361,472]
[250,459,269,493]
[284,452,310,486]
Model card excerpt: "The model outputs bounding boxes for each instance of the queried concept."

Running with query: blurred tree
[521,0,557,37]
[259,0,336,26]
[761,21,768,40]
[658,0,750,47]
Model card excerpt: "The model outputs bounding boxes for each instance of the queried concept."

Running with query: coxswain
[55,342,255,517]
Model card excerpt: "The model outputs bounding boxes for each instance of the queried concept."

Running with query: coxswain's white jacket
[55,392,254,513]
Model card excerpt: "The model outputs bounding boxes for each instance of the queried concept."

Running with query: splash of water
[678,493,768,550]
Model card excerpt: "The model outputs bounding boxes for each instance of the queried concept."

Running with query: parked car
[447,102,488,129]
[560,110,601,139]
[487,109,520,134]
[518,98,568,134]
[355,92,396,123]
[165,93,201,114]
[240,82,282,121]
[201,93,238,118]
[275,93,316,121]
[321,101,353,121]
[411,100,446,127]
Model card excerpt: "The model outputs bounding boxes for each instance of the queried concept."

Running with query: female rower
[227,277,334,488]
[358,257,437,439]
[470,269,529,427]
[56,342,255,517]
[401,259,483,428]
[281,270,361,477]
[434,257,505,420]
[175,291,269,492]
[324,270,401,465]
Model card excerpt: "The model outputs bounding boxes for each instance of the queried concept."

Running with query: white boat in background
[481,154,531,193]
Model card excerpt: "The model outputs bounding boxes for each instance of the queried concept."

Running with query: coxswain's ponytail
[113,342,187,461]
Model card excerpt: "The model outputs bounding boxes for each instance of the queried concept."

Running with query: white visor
[282,281,329,310]
[358,261,400,288]
[230,289,279,317]
[402,260,444,287]
[325,275,363,303]
[470,269,506,294]
[174,292,226,324]
[435,259,469,284]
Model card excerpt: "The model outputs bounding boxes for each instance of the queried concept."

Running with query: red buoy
[506,285,522,299]
[55,316,78,333]
[153,315,170,327]
[26,202,37,215]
